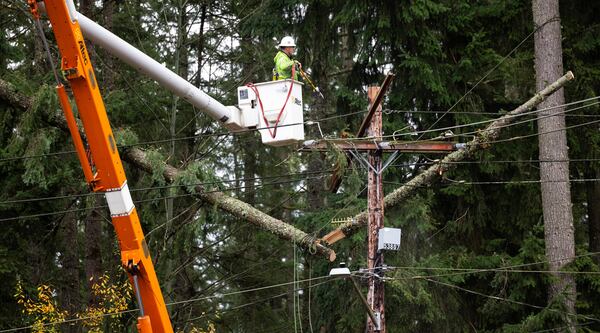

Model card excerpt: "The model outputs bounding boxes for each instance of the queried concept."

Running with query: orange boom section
[41,0,173,332]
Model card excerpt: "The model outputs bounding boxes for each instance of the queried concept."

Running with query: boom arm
[59,0,245,131]
[34,0,173,331]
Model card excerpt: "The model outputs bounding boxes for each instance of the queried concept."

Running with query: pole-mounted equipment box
[378,227,401,251]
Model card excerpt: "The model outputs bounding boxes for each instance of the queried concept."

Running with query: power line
[370,251,600,280]
[385,97,599,143]
[181,279,333,328]
[384,108,600,117]
[169,185,311,316]
[486,117,600,145]
[323,96,600,142]
[312,101,600,155]
[2,95,596,165]
[390,157,600,168]
[443,177,600,186]
[0,107,366,164]
[422,277,600,324]
[8,152,600,217]
[89,46,171,134]
[0,175,323,222]
[415,16,561,141]
[0,169,332,206]
[0,274,333,332]
[382,266,600,277]
[0,149,75,163]
[447,99,600,141]
[0,175,328,222]
[529,322,595,333]
[382,177,600,189]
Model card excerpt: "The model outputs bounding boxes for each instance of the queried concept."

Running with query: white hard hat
[278,36,296,48]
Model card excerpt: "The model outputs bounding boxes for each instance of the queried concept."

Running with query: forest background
[1,0,600,332]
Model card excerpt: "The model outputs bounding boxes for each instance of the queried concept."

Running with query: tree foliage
[1,0,600,332]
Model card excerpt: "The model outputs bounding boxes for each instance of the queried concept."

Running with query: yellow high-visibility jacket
[273,51,298,80]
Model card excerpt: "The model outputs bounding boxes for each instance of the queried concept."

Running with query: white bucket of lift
[237,79,304,146]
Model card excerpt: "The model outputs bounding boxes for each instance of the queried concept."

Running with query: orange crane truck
[26,0,307,331]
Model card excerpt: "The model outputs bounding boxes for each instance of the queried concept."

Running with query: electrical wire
[0,274,333,333]
[2,94,596,165]
[415,16,561,141]
[443,100,600,142]
[389,157,600,168]
[173,185,310,316]
[384,267,600,278]
[384,108,600,117]
[307,259,315,333]
[443,177,600,186]
[529,322,595,333]
[367,251,600,280]
[169,190,308,319]
[180,279,333,328]
[0,174,329,222]
[362,97,598,144]
[9,150,589,217]
[89,44,171,134]
[0,169,332,206]
[422,278,600,324]
[486,117,600,145]
[386,97,598,142]
[0,107,366,164]
[28,72,585,169]
[382,177,600,189]
[293,241,299,333]
[316,96,600,143]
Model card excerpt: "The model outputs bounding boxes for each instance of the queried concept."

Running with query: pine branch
[0,78,336,261]
[322,71,575,245]
[0,79,32,110]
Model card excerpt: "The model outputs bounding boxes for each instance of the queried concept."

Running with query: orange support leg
[56,84,96,186]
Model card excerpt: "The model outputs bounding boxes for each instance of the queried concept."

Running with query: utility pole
[366,86,385,333]
[302,74,459,332]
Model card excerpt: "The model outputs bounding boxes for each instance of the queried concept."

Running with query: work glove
[294,60,302,70]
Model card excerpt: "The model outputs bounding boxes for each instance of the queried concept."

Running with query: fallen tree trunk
[122,148,336,261]
[0,78,336,261]
[322,71,575,245]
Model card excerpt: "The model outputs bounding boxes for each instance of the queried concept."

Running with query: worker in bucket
[273,36,301,80]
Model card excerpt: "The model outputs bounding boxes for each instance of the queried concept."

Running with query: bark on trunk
[322,71,575,245]
[532,1,576,330]
[0,78,335,261]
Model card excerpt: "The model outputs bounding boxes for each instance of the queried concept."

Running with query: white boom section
[62,1,243,131]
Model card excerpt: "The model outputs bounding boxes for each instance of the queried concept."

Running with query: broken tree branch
[0,78,336,261]
[322,71,575,245]
[122,148,336,261]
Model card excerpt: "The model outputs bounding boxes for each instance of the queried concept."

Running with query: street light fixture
[329,263,381,330]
